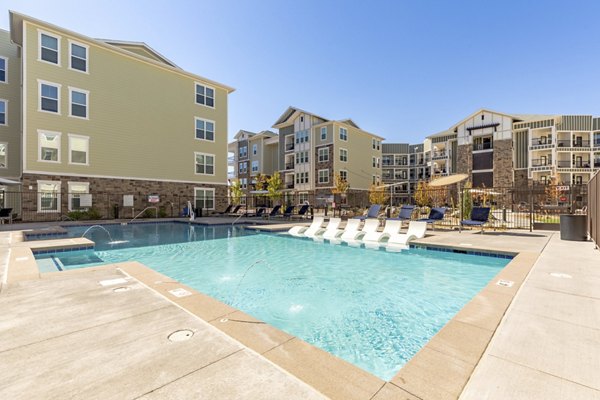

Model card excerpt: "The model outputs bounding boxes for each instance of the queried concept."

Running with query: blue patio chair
[417,207,446,230]
[461,207,491,233]
[353,204,382,220]
[388,205,415,224]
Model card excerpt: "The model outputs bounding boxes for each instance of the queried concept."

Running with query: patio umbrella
[429,174,469,232]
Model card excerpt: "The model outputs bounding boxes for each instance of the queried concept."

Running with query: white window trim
[0,56,7,84]
[318,169,329,184]
[251,160,259,172]
[38,29,61,67]
[340,148,348,162]
[0,142,7,169]
[194,116,216,142]
[318,147,329,162]
[37,180,61,213]
[194,152,216,176]
[194,187,215,210]
[38,79,62,115]
[68,133,90,166]
[68,87,89,120]
[67,181,90,211]
[340,170,348,181]
[252,144,257,155]
[194,81,216,109]
[320,126,327,140]
[38,130,62,163]
[68,39,89,74]
[0,99,7,126]
[339,127,348,141]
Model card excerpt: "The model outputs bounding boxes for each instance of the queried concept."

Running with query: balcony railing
[473,142,493,151]
[557,160,571,168]
[573,140,591,147]
[432,151,447,159]
[557,139,570,147]
[557,160,592,168]
[285,143,294,151]
[286,183,294,189]
[531,159,552,167]
[285,163,294,170]
[531,138,552,146]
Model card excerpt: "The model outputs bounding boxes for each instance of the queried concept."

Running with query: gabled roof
[9,11,235,93]
[97,39,179,68]
[449,108,520,131]
[233,130,257,140]
[272,106,329,128]
[338,119,360,129]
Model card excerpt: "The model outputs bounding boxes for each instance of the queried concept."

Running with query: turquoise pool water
[35,223,508,380]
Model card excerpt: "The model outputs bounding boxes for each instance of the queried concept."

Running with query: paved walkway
[460,234,600,399]
[0,267,326,400]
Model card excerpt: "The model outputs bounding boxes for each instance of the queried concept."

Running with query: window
[372,139,376,150]
[339,127,348,141]
[40,81,60,113]
[295,130,309,144]
[252,144,257,155]
[318,169,329,184]
[40,32,60,64]
[0,143,6,168]
[318,147,329,162]
[251,160,259,172]
[37,180,61,212]
[195,118,214,141]
[239,146,247,158]
[320,127,327,140]
[340,170,348,181]
[38,131,61,162]
[195,83,215,107]
[69,88,88,118]
[376,157,380,168]
[340,148,348,162]
[373,175,376,184]
[0,57,6,83]
[69,41,88,72]
[0,100,5,125]
[295,172,309,184]
[372,157,377,167]
[68,182,90,211]
[68,135,89,165]
[376,140,380,150]
[195,153,215,175]
[296,151,309,164]
[239,161,247,174]
[240,178,247,189]
[194,188,215,210]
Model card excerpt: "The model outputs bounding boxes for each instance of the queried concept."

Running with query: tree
[414,180,431,207]
[266,173,283,204]
[461,180,473,219]
[331,172,350,204]
[254,173,268,191]
[229,179,243,205]
[545,176,560,205]
[368,184,388,205]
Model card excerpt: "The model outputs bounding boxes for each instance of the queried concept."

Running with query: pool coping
[4,230,542,400]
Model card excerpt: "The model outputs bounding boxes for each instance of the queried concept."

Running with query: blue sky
[2,1,599,143]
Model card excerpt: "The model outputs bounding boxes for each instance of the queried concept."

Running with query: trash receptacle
[559,214,587,241]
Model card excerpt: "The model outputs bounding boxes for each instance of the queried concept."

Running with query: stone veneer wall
[21,173,227,221]
[314,144,333,188]
[493,139,514,187]
[456,144,473,178]
[514,169,530,189]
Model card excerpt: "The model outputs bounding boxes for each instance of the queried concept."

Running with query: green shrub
[86,208,102,220]
[158,206,167,218]
[142,208,158,218]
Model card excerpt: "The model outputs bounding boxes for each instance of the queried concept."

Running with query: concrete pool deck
[1,223,599,399]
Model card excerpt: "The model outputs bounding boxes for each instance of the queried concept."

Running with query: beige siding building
[2,11,234,219]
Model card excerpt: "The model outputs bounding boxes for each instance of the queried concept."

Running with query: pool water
[35,223,508,380]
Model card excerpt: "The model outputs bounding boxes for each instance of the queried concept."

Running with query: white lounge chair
[362,219,403,243]
[288,216,324,237]
[315,217,342,239]
[386,221,427,252]
[342,219,380,244]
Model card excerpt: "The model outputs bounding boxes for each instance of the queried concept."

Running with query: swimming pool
[35,223,509,380]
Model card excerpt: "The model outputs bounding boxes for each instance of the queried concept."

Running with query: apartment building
[381,143,410,204]
[1,11,234,219]
[227,129,278,194]
[272,106,383,203]
[427,109,600,188]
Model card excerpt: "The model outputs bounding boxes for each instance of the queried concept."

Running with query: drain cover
[168,329,194,342]
[113,286,131,293]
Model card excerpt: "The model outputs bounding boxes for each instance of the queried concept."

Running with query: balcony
[557,139,592,150]
[531,159,552,167]
[557,160,592,170]
[432,151,448,160]
[285,162,294,170]
[530,138,554,150]
[473,142,493,151]
[285,143,294,152]
[286,183,294,189]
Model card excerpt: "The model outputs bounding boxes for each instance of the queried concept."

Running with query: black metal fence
[589,172,599,248]
[0,184,589,231]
